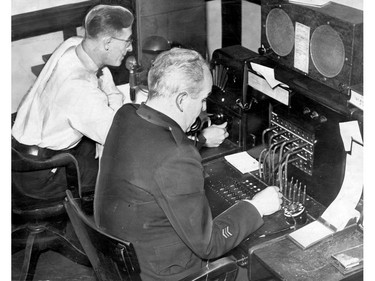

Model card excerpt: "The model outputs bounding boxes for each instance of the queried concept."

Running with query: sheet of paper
[339,121,363,152]
[288,0,330,7]
[288,220,335,249]
[250,63,283,89]
[320,141,363,231]
[248,71,289,106]
[224,151,259,174]
[294,22,310,73]
[348,89,364,111]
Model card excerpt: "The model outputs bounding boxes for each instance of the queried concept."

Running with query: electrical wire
[261,126,277,146]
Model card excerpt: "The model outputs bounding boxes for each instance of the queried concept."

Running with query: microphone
[125,56,137,102]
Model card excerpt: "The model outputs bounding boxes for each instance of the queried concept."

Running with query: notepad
[288,220,335,249]
[224,152,259,174]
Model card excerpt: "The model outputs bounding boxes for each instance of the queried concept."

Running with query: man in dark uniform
[94,48,282,281]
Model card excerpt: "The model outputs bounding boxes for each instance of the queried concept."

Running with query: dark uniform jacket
[94,103,264,281]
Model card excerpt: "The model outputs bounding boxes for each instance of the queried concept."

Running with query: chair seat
[13,202,66,221]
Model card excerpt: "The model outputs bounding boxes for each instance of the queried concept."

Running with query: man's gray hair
[84,5,134,39]
[147,48,209,100]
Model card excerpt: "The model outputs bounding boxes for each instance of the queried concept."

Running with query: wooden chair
[64,189,142,281]
[64,189,239,281]
[11,144,90,281]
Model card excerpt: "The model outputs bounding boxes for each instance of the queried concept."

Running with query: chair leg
[12,227,30,254]
[47,226,91,267]
[18,232,41,281]
[13,223,91,281]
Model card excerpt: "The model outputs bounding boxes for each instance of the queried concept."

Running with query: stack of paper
[331,245,363,274]
[289,0,331,7]
[224,152,259,174]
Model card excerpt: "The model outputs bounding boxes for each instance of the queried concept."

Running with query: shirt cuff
[107,92,124,110]
[243,199,263,217]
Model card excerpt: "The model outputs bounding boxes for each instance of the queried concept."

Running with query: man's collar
[75,43,99,74]
[136,103,180,130]
[136,103,186,144]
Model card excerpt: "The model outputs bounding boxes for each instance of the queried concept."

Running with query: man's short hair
[84,5,134,39]
[147,48,210,100]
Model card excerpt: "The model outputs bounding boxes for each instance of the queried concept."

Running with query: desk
[248,225,363,281]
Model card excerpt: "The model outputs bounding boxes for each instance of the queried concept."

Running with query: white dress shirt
[12,38,123,150]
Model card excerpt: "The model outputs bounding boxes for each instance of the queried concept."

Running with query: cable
[278,138,298,165]
[277,142,308,179]
[258,147,268,179]
[270,140,286,185]
[261,126,277,146]
[277,142,308,192]
[278,157,299,195]
[268,130,286,146]
[263,131,286,183]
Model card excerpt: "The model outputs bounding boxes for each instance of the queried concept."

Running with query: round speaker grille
[266,8,294,57]
[310,25,345,78]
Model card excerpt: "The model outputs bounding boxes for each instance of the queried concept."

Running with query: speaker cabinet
[260,0,363,94]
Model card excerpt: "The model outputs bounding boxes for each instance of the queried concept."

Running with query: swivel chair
[64,189,239,281]
[11,141,90,280]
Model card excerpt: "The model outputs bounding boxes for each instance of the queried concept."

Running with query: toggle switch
[310,111,319,119]
[303,107,311,115]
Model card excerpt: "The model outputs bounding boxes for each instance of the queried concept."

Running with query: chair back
[64,190,142,281]
[11,144,81,212]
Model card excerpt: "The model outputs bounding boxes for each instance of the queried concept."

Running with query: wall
[11,28,85,113]
[11,0,87,113]
[12,0,87,15]
[137,0,206,70]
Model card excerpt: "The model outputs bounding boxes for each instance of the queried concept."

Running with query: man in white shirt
[12,5,134,199]
[12,4,229,200]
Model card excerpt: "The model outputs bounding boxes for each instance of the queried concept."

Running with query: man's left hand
[201,122,229,147]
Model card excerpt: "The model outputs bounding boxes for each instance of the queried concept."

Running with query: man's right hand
[248,186,282,217]
[98,67,119,95]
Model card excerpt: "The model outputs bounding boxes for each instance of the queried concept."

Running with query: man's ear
[103,37,111,51]
[175,92,188,112]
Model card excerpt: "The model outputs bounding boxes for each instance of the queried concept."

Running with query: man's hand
[98,67,123,109]
[247,186,282,217]
[98,67,120,96]
[201,122,229,147]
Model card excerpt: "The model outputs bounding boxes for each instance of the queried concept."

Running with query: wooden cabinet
[137,0,207,68]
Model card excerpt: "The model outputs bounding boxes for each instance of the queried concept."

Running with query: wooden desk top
[248,225,363,281]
